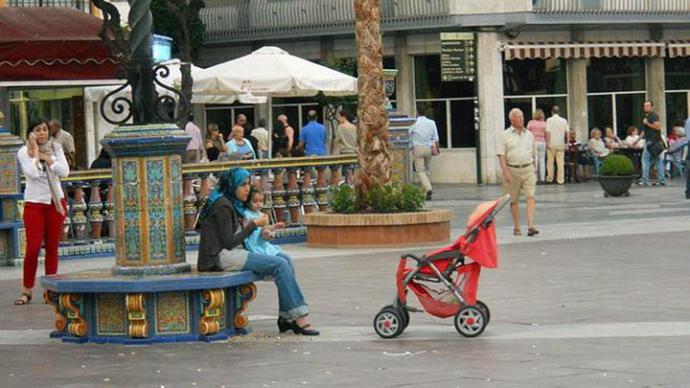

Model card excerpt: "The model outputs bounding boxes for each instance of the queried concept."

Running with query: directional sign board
[440,32,475,82]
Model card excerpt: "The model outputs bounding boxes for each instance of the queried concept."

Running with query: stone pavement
[0,180,689,387]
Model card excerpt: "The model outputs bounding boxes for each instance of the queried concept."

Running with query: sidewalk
[1,180,689,387]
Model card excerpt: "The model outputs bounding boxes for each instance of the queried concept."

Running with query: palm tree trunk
[354,0,392,202]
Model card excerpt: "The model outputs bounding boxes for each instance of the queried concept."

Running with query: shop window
[665,57,690,91]
[504,58,566,96]
[587,58,645,93]
[587,95,613,133]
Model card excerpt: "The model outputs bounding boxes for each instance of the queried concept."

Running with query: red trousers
[22,200,66,288]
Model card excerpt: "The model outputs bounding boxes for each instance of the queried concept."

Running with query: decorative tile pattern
[0,231,7,259]
[146,159,167,261]
[170,157,185,260]
[121,160,141,261]
[0,153,19,194]
[96,293,127,335]
[155,291,189,334]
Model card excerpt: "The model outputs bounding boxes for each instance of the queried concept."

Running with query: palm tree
[354,0,392,202]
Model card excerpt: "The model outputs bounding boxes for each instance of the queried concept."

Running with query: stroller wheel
[475,300,491,325]
[454,305,487,338]
[382,304,409,331]
[374,307,404,339]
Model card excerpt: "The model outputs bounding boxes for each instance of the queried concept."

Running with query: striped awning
[667,41,690,58]
[503,41,666,61]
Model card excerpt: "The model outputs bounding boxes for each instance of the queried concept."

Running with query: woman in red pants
[14,118,69,305]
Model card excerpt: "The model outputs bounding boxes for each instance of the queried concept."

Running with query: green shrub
[331,180,425,214]
[599,154,635,176]
[331,184,356,214]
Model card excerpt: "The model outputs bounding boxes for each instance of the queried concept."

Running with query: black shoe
[425,191,433,201]
[280,319,319,336]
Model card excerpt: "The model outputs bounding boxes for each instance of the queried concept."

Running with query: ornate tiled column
[101,124,191,275]
[0,117,25,266]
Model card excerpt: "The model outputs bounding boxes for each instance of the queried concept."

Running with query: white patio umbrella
[191,47,357,156]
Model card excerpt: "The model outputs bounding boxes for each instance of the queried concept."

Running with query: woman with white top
[14,118,69,305]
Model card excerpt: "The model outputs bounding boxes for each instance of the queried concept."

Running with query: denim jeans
[243,252,308,320]
[641,145,665,185]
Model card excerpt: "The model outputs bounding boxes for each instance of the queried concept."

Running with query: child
[243,187,287,257]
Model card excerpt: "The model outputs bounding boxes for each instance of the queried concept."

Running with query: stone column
[102,124,191,275]
[476,32,505,184]
[646,57,667,133]
[394,33,415,117]
[567,58,589,143]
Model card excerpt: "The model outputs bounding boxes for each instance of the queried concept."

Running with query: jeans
[243,252,308,320]
[641,146,665,185]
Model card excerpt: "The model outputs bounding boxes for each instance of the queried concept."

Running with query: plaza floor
[1,180,689,387]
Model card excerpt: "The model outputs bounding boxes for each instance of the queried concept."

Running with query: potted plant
[598,154,636,197]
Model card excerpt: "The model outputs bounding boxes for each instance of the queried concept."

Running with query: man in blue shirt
[297,110,327,156]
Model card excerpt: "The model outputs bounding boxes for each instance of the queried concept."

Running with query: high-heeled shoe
[277,318,319,336]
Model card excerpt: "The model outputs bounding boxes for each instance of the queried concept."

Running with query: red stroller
[373,194,510,338]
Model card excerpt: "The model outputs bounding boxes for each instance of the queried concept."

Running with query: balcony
[533,0,690,14]
[202,0,451,43]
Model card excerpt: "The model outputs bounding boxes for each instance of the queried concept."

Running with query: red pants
[22,200,66,288]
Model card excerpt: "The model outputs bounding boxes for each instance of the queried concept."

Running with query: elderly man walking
[497,108,539,237]
[545,105,568,185]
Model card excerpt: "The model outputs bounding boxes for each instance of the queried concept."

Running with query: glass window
[504,58,566,96]
[665,57,690,90]
[666,92,688,129]
[615,93,645,139]
[205,108,232,139]
[414,55,474,99]
[535,96,568,121]
[449,100,475,148]
[588,95,613,132]
[587,58,645,93]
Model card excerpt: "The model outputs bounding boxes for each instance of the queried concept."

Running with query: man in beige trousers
[546,105,569,185]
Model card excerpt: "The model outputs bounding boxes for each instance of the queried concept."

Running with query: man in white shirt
[48,120,75,168]
[410,107,440,200]
[545,105,569,185]
[184,114,204,163]
[250,119,269,159]
[497,108,539,237]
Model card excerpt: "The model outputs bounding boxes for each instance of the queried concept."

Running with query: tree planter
[304,209,453,248]
[598,175,635,197]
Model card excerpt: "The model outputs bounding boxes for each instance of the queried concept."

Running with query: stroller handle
[481,194,511,228]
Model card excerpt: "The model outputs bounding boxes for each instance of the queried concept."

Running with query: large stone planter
[304,209,453,248]
[598,175,635,197]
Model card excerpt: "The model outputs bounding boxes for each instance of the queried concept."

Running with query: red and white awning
[667,41,690,58]
[503,41,666,61]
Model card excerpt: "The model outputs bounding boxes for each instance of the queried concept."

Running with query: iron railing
[202,0,450,42]
[533,0,690,13]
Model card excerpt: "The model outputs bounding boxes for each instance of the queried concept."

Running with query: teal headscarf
[203,168,251,219]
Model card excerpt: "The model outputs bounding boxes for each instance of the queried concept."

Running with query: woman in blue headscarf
[198,168,318,336]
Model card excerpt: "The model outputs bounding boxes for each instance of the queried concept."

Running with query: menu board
[440,32,475,82]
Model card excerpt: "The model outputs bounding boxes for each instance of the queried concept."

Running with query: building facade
[197,0,690,184]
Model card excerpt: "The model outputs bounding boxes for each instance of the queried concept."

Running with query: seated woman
[226,126,256,160]
[587,128,609,175]
[603,127,623,150]
[197,168,318,336]
[624,126,644,149]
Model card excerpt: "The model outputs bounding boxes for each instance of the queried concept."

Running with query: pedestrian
[251,119,270,159]
[15,118,69,305]
[410,106,440,200]
[228,114,249,141]
[545,105,568,185]
[275,114,295,157]
[183,114,204,163]
[204,123,228,162]
[226,125,256,160]
[333,110,358,155]
[526,109,547,183]
[497,108,539,237]
[48,119,75,169]
[639,100,666,186]
[297,109,327,156]
[197,168,318,335]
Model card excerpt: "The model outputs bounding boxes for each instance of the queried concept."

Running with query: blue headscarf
[203,168,251,219]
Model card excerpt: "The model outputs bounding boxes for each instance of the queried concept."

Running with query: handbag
[647,139,667,158]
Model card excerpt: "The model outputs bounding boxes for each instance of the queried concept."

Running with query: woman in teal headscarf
[198,168,318,336]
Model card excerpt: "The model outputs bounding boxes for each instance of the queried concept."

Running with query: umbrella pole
[268,96,273,158]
